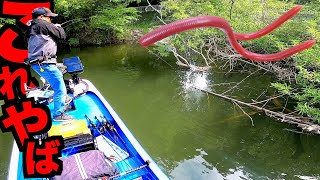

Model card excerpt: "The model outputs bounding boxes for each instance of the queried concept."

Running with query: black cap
[32,7,58,18]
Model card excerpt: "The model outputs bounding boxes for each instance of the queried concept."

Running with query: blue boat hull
[8,79,168,180]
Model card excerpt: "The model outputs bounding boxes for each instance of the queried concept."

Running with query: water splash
[182,69,210,91]
[179,69,212,111]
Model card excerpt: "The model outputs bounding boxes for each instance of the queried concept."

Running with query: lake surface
[0,44,319,180]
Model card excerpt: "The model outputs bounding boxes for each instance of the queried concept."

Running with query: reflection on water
[170,149,252,180]
[295,175,320,180]
[0,163,8,178]
[0,132,12,180]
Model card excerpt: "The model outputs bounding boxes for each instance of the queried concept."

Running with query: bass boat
[7,56,169,180]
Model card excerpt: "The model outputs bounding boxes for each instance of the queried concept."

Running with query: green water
[1,44,320,180]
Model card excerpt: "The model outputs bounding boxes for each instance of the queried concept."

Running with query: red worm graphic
[139,6,316,62]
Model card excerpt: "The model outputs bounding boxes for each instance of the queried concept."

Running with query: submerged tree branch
[250,94,285,105]
[233,101,254,126]
[193,86,320,134]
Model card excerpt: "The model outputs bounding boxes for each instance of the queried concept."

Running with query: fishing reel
[97,115,115,134]
[86,115,116,135]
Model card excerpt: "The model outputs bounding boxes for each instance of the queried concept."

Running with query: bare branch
[283,128,308,135]
[233,101,254,126]
[146,0,162,14]
[211,82,238,86]
[282,96,289,113]
[250,94,285,105]
[222,69,261,95]
[254,90,267,101]
[146,48,175,68]
[193,86,320,134]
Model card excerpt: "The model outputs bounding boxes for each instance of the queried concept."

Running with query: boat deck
[13,89,163,179]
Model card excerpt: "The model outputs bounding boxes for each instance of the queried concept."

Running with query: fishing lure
[139,6,316,62]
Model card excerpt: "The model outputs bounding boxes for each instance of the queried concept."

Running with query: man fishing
[25,7,73,121]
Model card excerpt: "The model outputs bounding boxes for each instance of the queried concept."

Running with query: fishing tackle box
[48,120,94,155]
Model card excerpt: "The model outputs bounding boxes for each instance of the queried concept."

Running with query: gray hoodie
[26,19,66,64]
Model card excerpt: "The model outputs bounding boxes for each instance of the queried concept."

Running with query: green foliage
[152,0,301,66]
[297,103,320,123]
[68,37,80,46]
[271,83,292,95]
[54,0,140,45]
[0,18,14,27]
[130,12,162,32]
[152,0,320,122]
[91,5,139,39]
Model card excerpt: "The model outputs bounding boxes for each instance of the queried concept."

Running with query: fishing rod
[94,116,118,143]
[85,114,133,171]
[100,115,128,148]
[26,17,91,28]
[97,115,148,170]
[96,115,134,156]
[60,17,92,28]
[93,160,151,180]
[108,160,151,180]
[85,115,125,160]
